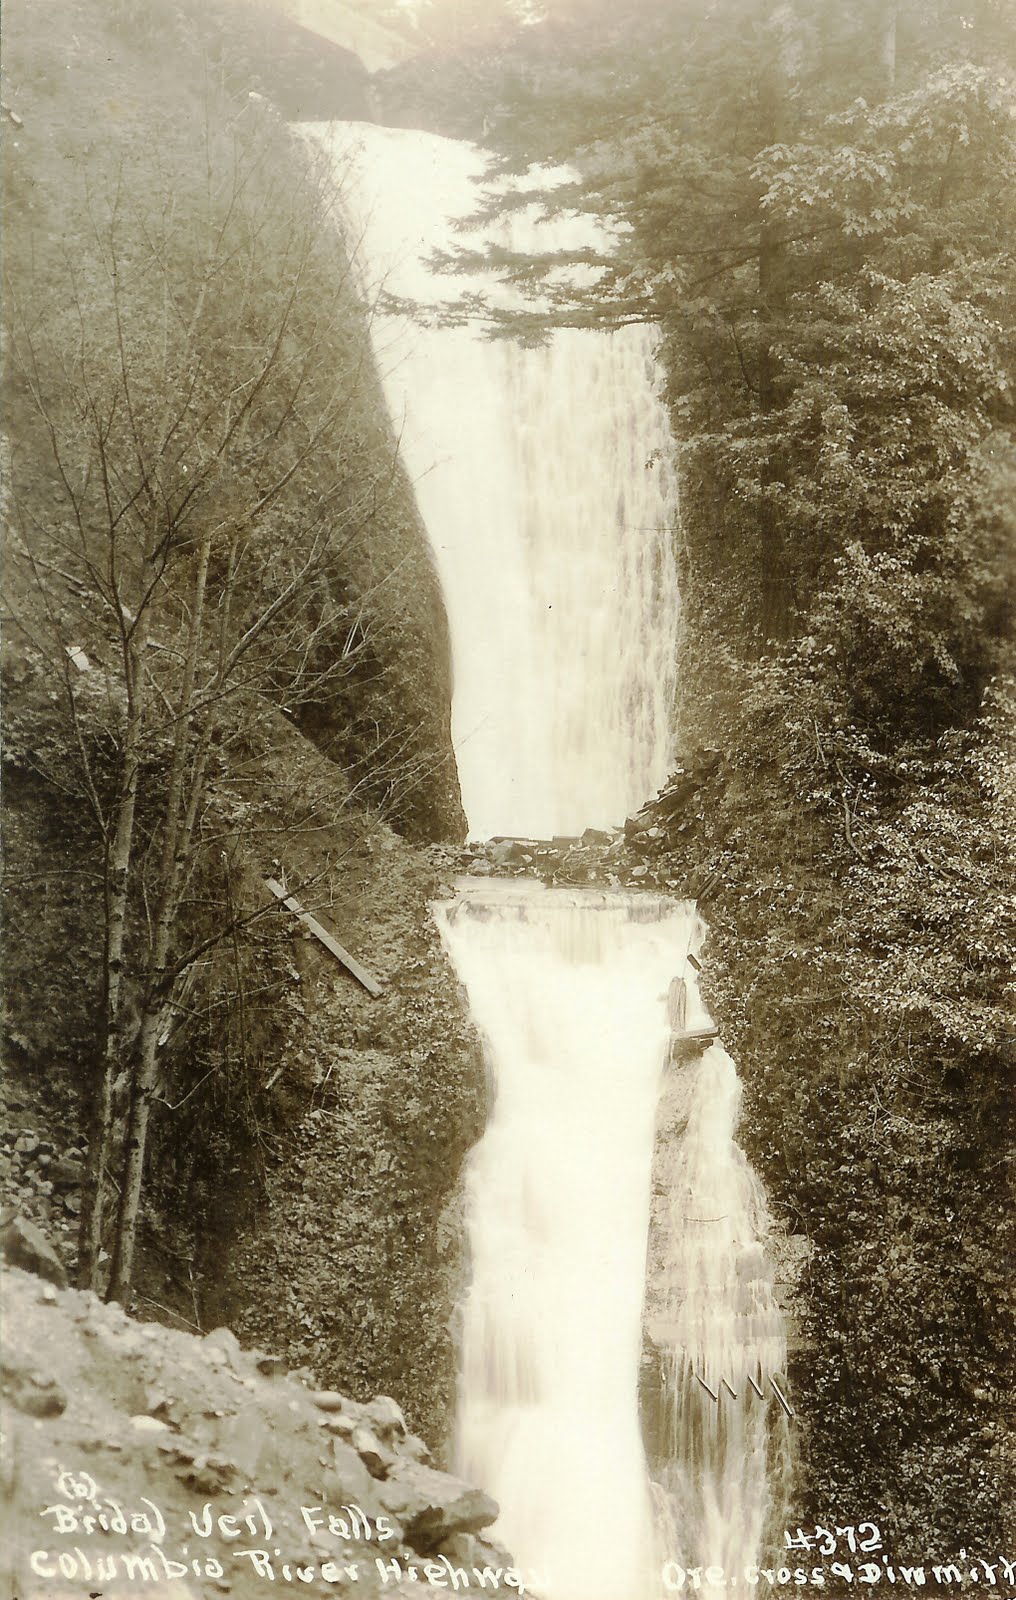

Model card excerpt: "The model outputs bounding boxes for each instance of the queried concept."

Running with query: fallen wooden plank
[264,877,383,997]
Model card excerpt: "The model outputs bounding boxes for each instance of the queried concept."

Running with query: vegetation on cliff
[1,0,474,1437]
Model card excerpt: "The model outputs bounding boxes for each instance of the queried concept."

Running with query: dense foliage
[400,0,1016,1554]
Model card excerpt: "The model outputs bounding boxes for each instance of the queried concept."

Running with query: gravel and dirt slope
[0,1264,529,1600]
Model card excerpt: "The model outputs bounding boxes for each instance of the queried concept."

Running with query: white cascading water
[308,118,791,1597]
[434,883,699,1600]
[648,1009,793,1585]
[305,122,681,841]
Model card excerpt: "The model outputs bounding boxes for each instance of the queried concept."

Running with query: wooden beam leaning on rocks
[264,877,383,997]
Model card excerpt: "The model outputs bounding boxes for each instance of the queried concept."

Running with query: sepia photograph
[0,2,1013,1597]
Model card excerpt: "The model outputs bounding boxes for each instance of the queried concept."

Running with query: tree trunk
[106,534,213,1304]
[78,615,149,1289]
[104,1000,161,1304]
[105,720,214,1304]
[880,1,898,94]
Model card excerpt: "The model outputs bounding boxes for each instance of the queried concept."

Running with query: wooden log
[264,877,383,997]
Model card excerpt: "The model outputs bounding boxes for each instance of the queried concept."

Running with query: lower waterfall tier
[436,881,698,1600]
[646,1043,792,1582]
[435,880,790,1598]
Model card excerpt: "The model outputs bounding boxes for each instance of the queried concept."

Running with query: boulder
[322,1413,357,1439]
[351,1423,395,1479]
[363,1393,407,1442]
[325,1435,378,1504]
[399,1432,432,1465]
[0,1211,68,1286]
[202,1326,242,1368]
[311,1388,349,1413]
[581,827,613,845]
[624,809,653,840]
[255,1353,288,1378]
[378,1460,498,1552]
[1,1358,66,1418]
[130,1414,170,1435]
[48,1156,85,1189]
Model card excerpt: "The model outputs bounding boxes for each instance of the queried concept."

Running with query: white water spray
[647,1000,792,1582]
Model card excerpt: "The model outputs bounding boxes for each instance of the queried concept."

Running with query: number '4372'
[784,1526,884,1556]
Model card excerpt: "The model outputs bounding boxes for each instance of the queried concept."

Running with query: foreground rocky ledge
[0,1263,527,1598]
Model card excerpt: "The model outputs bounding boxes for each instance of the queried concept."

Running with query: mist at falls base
[307,119,792,1598]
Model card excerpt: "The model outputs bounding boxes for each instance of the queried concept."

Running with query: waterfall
[306,122,681,841]
[646,1020,793,1584]
[435,883,698,1600]
[307,118,791,1596]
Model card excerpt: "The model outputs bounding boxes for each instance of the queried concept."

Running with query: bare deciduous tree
[4,99,402,1299]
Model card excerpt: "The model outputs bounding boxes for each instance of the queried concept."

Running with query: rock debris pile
[0,1265,522,1599]
[454,749,725,898]
[0,1092,86,1274]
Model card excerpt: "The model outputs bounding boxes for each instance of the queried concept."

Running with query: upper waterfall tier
[305,122,682,841]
